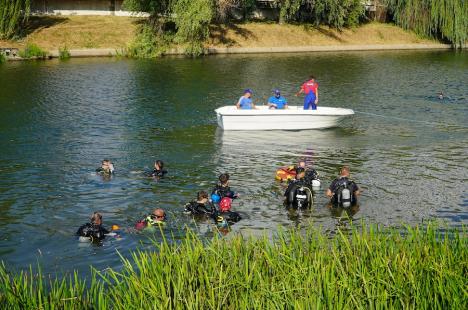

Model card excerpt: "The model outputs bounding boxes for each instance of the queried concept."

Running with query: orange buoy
[275,165,296,182]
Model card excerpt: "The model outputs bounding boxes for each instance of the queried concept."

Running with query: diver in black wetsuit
[326,166,361,207]
[211,173,238,199]
[150,160,167,178]
[96,159,114,176]
[284,167,313,208]
[184,191,216,217]
[214,197,241,226]
[76,212,110,242]
[297,160,320,187]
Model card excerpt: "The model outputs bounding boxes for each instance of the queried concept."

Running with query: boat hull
[215,106,354,130]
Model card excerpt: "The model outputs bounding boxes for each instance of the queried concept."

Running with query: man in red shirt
[295,75,319,110]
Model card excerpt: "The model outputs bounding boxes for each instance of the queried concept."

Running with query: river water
[0,50,467,275]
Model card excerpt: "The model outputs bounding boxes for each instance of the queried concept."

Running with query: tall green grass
[19,43,47,59]
[0,224,466,309]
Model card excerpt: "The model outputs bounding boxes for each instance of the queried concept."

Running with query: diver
[135,208,166,230]
[326,166,361,208]
[184,191,216,217]
[284,167,313,209]
[76,212,110,242]
[212,173,239,199]
[96,159,114,176]
[298,160,321,189]
[149,160,167,178]
[214,197,241,227]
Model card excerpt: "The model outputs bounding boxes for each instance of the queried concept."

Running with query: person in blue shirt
[236,89,256,110]
[268,89,288,109]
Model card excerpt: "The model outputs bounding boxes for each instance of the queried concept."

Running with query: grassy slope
[0,16,438,52]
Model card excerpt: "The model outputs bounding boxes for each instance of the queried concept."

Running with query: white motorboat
[215,106,354,130]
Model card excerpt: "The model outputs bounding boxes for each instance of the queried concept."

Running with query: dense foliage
[0,224,466,308]
[385,0,467,48]
[0,0,30,39]
[173,0,213,55]
[276,0,365,28]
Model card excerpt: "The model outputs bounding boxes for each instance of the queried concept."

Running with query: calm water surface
[0,50,467,274]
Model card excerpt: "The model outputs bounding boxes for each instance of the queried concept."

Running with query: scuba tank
[336,180,352,208]
[287,184,312,209]
[341,187,351,207]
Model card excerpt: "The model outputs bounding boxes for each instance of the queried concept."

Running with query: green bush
[59,46,71,60]
[278,0,365,29]
[19,43,47,59]
[0,52,6,64]
[126,23,174,58]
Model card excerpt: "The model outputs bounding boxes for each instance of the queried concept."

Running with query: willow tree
[385,0,467,48]
[0,0,30,39]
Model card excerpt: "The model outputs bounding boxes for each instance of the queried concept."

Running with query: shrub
[126,23,174,58]
[19,43,47,59]
[59,46,71,60]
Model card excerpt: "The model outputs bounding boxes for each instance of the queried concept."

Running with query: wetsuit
[284,178,312,208]
[96,168,113,175]
[328,177,359,206]
[184,201,216,216]
[304,168,319,185]
[150,168,167,178]
[212,184,237,199]
[214,210,241,225]
[76,223,109,241]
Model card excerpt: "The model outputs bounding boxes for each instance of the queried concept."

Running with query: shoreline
[5,43,456,61]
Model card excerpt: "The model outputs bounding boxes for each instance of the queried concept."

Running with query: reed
[0,223,466,309]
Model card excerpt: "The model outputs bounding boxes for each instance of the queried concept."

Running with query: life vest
[275,165,296,181]
[302,80,318,95]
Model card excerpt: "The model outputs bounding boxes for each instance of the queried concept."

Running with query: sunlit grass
[0,223,466,309]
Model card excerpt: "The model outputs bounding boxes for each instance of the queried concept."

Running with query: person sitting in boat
[268,89,288,109]
[76,212,110,242]
[214,197,241,227]
[149,160,167,178]
[96,159,114,176]
[326,166,361,208]
[184,191,216,217]
[212,173,239,199]
[295,75,319,110]
[135,208,166,230]
[284,167,313,208]
[236,89,256,110]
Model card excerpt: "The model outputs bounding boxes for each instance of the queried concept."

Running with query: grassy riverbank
[0,224,466,308]
[0,16,439,53]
